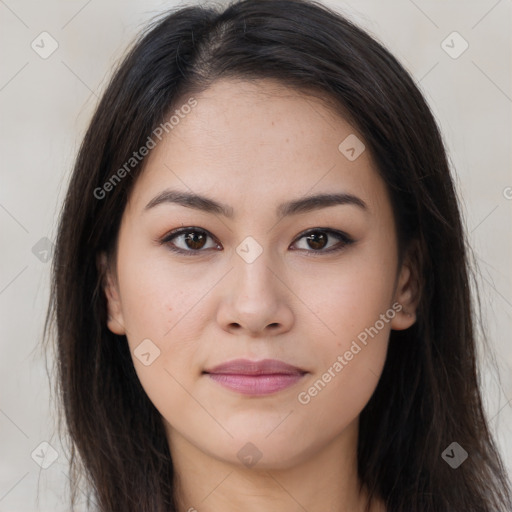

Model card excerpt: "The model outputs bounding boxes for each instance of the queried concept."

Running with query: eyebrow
[144,189,368,219]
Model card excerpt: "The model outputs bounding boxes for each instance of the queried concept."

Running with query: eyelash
[159,226,355,257]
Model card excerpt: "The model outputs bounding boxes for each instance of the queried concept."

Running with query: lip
[203,358,307,396]
[204,358,306,375]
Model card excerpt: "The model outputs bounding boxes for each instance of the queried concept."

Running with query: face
[101,78,417,470]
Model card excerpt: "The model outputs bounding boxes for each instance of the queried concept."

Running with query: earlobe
[97,252,126,335]
[391,248,421,331]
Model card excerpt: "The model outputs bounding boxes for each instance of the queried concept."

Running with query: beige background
[0,0,511,510]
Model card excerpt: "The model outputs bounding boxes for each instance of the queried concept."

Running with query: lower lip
[206,373,305,395]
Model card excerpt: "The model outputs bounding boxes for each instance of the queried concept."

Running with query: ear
[97,252,126,335]
[390,242,421,331]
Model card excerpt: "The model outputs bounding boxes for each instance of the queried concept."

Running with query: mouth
[203,358,308,396]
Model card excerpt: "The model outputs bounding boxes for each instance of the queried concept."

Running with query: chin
[206,432,314,471]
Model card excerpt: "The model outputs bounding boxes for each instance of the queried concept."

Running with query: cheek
[113,248,208,393]
[293,266,394,443]
[116,246,207,341]
[293,332,389,460]
[299,242,396,350]
[114,255,208,425]
[291,240,396,422]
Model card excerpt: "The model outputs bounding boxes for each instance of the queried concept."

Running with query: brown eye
[183,231,207,250]
[161,227,220,255]
[305,232,328,250]
[291,229,354,254]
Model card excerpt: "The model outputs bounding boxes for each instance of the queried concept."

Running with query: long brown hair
[43,0,512,510]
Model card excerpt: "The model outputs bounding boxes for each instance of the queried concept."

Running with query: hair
[43,0,512,510]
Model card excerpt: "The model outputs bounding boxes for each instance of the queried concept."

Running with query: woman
[44,0,512,510]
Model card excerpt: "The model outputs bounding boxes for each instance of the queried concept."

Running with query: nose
[215,247,295,336]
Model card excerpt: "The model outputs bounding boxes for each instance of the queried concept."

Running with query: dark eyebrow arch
[144,189,367,219]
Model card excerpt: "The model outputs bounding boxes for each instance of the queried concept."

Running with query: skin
[101,78,419,512]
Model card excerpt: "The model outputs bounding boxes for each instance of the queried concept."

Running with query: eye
[159,227,354,256]
[160,227,220,255]
[290,228,354,254]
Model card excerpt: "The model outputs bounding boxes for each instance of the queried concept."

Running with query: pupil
[185,232,205,249]
[308,232,326,250]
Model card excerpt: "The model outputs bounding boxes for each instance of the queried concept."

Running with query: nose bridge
[233,235,279,298]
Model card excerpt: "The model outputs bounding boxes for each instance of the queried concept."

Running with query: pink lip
[204,358,307,396]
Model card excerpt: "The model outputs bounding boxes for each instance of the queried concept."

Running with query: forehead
[126,78,388,217]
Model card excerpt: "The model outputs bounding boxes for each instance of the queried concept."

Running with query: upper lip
[204,358,306,375]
